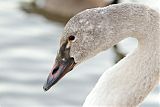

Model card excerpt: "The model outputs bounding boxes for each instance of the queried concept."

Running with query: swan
[43,3,160,107]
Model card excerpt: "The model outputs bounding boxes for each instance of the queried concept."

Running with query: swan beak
[43,57,76,91]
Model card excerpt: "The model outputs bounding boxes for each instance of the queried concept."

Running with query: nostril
[52,66,59,75]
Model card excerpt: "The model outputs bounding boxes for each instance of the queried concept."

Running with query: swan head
[61,9,110,63]
[43,8,111,91]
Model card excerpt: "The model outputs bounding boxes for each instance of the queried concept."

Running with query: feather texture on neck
[81,3,160,107]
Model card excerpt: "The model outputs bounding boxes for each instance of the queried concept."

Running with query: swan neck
[83,4,160,107]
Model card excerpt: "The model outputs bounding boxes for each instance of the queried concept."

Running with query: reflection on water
[0,0,159,107]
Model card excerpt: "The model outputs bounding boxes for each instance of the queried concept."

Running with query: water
[0,0,159,107]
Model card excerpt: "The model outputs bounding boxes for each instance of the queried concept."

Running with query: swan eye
[68,35,75,41]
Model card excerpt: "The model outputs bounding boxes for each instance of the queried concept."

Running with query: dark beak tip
[43,80,51,92]
[43,85,49,92]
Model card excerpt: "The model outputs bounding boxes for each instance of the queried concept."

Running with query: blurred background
[0,0,159,107]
